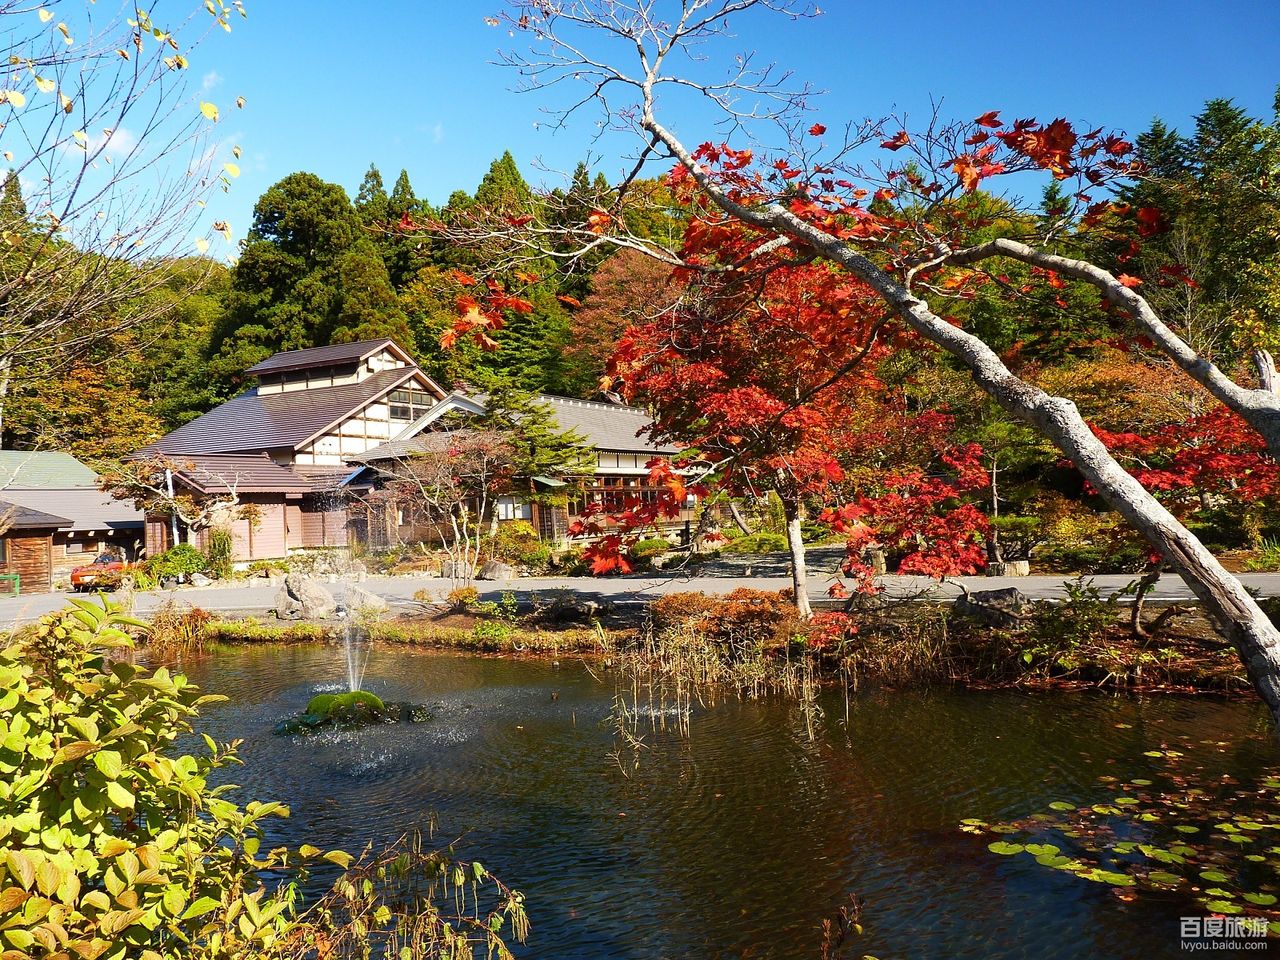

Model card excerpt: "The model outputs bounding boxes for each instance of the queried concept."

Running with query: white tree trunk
[782,495,812,619]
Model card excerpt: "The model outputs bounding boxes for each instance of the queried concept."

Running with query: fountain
[273,582,433,735]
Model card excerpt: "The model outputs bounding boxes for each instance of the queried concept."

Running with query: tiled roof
[165,454,317,495]
[146,368,422,455]
[351,430,475,464]
[534,395,678,454]
[0,451,98,488]
[0,501,70,531]
[244,339,410,376]
[0,488,143,532]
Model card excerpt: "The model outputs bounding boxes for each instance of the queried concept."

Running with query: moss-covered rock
[275,691,430,735]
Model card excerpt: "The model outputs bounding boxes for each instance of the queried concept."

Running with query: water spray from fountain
[342,585,372,693]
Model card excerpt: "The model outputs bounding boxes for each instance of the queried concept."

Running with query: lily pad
[988,841,1024,856]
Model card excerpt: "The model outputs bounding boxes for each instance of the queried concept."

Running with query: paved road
[3,558,1279,628]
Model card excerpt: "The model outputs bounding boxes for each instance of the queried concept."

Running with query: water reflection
[180,645,1276,959]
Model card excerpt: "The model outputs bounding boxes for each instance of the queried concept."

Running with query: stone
[342,584,389,616]
[478,560,516,580]
[189,572,212,587]
[279,576,340,619]
[986,560,1031,577]
[952,587,1031,629]
[273,583,302,620]
[441,560,475,581]
[536,593,600,625]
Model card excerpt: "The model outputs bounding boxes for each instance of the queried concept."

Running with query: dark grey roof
[535,395,678,454]
[0,451,98,488]
[165,454,317,495]
[244,339,410,376]
[352,430,477,464]
[147,368,423,455]
[0,488,143,532]
[0,501,71,531]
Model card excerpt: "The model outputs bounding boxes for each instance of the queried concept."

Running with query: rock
[441,560,474,581]
[274,573,336,620]
[478,560,516,580]
[953,587,1031,629]
[986,560,1031,577]
[274,583,302,620]
[189,572,212,587]
[536,593,600,625]
[342,584,389,617]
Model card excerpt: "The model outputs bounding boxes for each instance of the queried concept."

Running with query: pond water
[180,645,1276,960]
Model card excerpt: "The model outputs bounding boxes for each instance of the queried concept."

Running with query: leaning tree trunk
[780,493,812,619]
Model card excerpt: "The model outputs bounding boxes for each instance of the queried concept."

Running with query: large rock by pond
[340,584,389,617]
[274,573,337,620]
[952,587,1031,629]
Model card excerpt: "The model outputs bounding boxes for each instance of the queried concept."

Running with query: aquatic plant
[964,738,1280,931]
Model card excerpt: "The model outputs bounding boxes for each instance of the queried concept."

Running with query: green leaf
[987,841,1024,856]
[1048,801,1075,811]
[1200,870,1231,883]
[105,780,134,811]
[1244,893,1278,906]
[181,895,222,920]
[323,850,353,869]
[93,750,123,780]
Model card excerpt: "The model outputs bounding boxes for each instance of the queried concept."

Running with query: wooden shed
[0,501,71,594]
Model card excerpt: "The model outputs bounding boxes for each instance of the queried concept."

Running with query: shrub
[649,589,810,657]
[1244,538,1280,573]
[0,598,529,959]
[721,532,789,555]
[629,537,672,561]
[0,598,300,956]
[143,543,209,582]
[447,586,480,612]
[206,527,235,579]
[487,521,552,571]
[146,601,214,656]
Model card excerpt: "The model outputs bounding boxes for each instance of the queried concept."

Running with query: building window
[0,539,6,564]
[495,497,532,522]
[65,540,90,554]
[389,388,434,421]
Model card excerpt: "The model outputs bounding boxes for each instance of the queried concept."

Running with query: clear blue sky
[192,0,1279,250]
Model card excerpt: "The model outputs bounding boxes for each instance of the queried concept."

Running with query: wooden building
[0,502,72,594]
[0,452,145,587]
[140,340,445,562]
[347,391,694,548]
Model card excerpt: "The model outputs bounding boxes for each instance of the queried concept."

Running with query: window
[389,388,434,421]
[65,540,90,555]
[495,497,531,522]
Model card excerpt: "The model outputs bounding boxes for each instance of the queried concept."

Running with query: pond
[180,645,1276,959]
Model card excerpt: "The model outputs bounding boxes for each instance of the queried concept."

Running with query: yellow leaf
[232,144,241,158]
[223,162,239,178]
[38,9,52,23]
[116,48,130,60]
[195,237,209,254]
[56,22,72,45]
[235,95,245,109]
[59,93,71,114]
[212,220,231,241]
[1,91,26,108]
[199,101,218,121]
[33,76,54,94]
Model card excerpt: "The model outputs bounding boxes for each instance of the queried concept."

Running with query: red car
[70,554,132,592]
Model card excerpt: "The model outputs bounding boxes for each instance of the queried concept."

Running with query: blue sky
[193,0,1280,251]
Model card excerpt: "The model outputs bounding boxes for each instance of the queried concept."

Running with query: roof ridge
[535,392,647,413]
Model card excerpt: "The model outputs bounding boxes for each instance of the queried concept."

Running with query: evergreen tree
[354,163,389,225]
[210,172,411,387]
[474,151,535,214]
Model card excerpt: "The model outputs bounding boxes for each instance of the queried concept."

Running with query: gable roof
[536,395,678,454]
[244,339,413,376]
[364,390,677,463]
[165,454,320,495]
[0,451,98,489]
[0,488,143,532]
[147,367,435,456]
[0,501,70,531]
